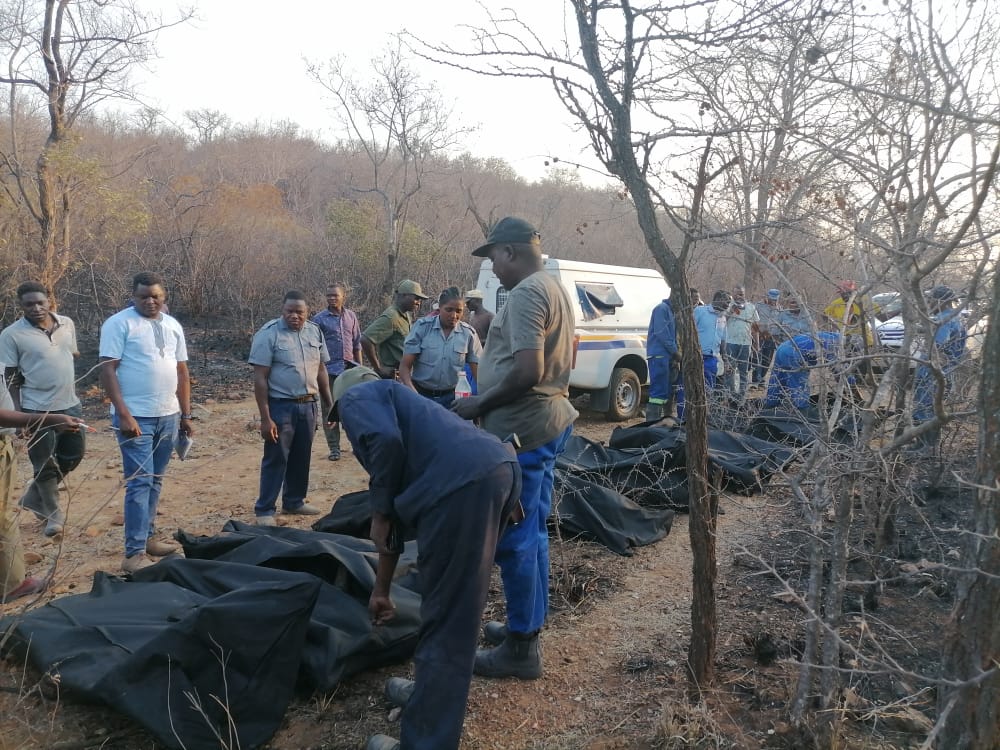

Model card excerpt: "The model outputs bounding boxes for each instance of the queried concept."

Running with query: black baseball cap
[472,217,541,257]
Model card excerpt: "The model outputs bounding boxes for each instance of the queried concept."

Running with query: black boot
[474,630,542,679]
[483,620,507,646]
[384,676,414,708]
[645,403,663,422]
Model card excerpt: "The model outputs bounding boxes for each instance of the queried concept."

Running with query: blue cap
[767,289,781,300]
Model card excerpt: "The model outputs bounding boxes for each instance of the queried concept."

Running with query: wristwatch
[180,413,194,420]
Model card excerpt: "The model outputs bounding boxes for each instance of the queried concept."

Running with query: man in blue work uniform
[312,282,362,461]
[249,291,333,525]
[645,294,678,422]
[453,217,577,681]
[677,290,730,419]
[331,367,521,750]
[911,286,966,452]
[764,332,842,410]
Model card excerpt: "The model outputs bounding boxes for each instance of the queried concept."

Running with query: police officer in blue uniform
[248,291,333,525]
[331,368,521,750]
[398,287,482,407]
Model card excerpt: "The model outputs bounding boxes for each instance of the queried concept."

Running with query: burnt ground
[0,332,974,749]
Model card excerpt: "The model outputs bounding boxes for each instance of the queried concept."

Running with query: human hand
[260,418,278,443]
[450,395,483,420]
[180,418,195,437]
[369,593,396,625]
[52,415,84,432]
[118,414,141,438]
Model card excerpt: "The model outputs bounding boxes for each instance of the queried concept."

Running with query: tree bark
[937,267,1000,749]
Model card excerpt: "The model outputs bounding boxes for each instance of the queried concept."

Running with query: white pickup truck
[475,257,671,421]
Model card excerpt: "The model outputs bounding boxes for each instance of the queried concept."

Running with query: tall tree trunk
[937,268,1000,749]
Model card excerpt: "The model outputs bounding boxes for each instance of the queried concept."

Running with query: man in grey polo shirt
[249,291,333,525]
[0,281,84,537]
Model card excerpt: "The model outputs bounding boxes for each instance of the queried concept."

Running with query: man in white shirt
[99,272,194,573]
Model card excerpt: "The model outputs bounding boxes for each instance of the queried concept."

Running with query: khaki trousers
[0,436,26,599]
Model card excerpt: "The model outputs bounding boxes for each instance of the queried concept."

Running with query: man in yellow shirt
[823,280,879,389]
[823,280,877,347]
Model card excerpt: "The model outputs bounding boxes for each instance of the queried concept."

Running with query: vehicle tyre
[606,367,642,422]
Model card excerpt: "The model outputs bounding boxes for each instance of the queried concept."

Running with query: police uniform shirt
[248,318,329,399]
[403,317,482,391]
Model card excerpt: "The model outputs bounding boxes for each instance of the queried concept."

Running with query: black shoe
[384,677,414,708]
[473,631,542,680]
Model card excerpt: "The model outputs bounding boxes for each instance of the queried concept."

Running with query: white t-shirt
[99,307,188,417]
[725,302,759,347]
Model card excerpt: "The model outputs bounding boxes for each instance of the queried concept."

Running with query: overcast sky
[135,1,605,183]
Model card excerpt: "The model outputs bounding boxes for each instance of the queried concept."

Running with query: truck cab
[475,257,670,421]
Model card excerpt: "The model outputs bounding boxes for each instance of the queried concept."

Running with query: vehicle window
[576,282,624,321]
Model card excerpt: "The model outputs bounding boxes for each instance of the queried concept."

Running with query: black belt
[415,384,453,398]
[272,395,317,403]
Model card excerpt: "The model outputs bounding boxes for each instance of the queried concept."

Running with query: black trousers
[400,462,520,750]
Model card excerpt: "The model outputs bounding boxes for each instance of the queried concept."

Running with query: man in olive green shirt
[361,280,428,379]
[453,217,577,681]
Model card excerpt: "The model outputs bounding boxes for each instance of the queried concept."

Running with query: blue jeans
[114,412,178,558]
[676,354,719,419]
[255,399,317,517]
[495,425,572,634]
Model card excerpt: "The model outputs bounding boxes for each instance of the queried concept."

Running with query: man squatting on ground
[452,217,578,680]
[99,272,192,573]
[0,282,84,537]
[763,332,842,411]
[331,367,521,750]
[249,291,333,525]
[0,377,82,603]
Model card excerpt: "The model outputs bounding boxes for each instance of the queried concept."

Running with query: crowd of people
[645,281,968,443]
[0,234,971,749]
[0,217,582,750]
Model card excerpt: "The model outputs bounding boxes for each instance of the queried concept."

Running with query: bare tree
[408,0,806,688]
[0,0,191,293]
[184,108,232,145]
[308,44,473,298]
